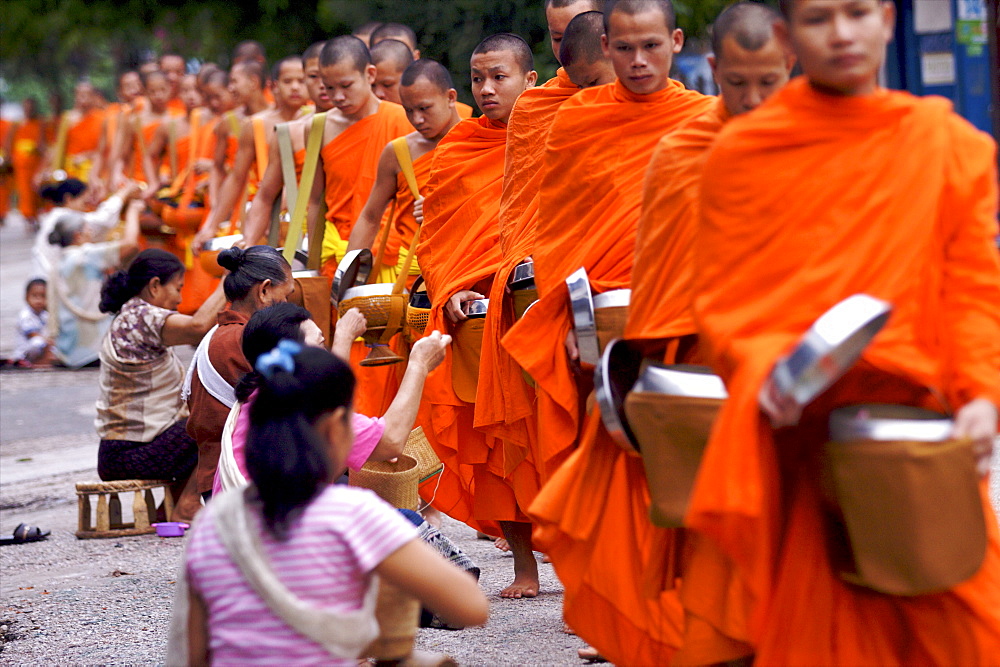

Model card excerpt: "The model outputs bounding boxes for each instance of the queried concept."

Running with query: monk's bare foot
[499,573,539,599]
[494,538,511,552]
[578,646,606,662]
[541,553,552,563]
[420,505,443,529]
[476,531,493,540]
[563,623,576,635]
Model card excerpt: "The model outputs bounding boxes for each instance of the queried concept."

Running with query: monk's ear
[773,18,792,55]
[447,88,458,105]
[707,54,718,78]
[880,1,896,43]
[600,33,611,59]
[365,63,377,85]
[671,28,685,54]
[413,49,421,60]
[525,70,538,89]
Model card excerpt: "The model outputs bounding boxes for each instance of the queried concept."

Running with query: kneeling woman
[95,248,226,521]
[178,345,488,664]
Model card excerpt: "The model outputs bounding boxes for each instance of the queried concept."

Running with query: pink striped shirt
[186,486,417,666]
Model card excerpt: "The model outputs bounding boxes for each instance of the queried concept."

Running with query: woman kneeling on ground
[175,344,488,664]
[95,248,226,521]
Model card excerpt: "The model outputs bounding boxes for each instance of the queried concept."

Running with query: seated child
[14,278,55,366]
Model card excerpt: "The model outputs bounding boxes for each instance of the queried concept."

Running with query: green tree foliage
[1,0,731,108]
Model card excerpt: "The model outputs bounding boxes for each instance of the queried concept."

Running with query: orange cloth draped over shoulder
[415,116,509,534]
[65,109,105,181]
[130,118,162,182]
[12,119,45,218]
[474,70,577,514]
[505,79,713,478]
[688,78,1000,665]
[390,147,432,288]
[456,102,474,120]
[522,86,715,667]
[319,101,411,419]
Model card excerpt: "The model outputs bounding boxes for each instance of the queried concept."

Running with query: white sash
[181,324,236,408]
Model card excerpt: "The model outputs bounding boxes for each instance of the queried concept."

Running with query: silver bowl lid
[331,249,373,307]
[633,363,728,399]
[463,298,489,318]
[202,234,243,252]
[829,404,952,442]
[509,258,536,290]
[566,267,599,366]
[594,338,645,451]
[593,289,631,310]
[772,294,892,406]
[409,276,431,308]
[342,282,406,301]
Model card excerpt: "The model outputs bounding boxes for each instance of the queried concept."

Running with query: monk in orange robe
[242,41,334,248]
[686,1,1000,664]
[506,0,712,482]
[160,53,188,116]
[50,81,105,184]
[92,71,144,189]
[193,58,306,249]
[110,71,173,187]
[296,37,412,420]
[415,34,538,597]
[371,39,413,106]
[10,98,47,223]
[0,116,11,222]
[197,69,238,210]
[524,5,794,665]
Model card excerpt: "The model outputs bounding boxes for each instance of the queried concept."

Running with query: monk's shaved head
[140,69,167,88]
[401,59,454,92]
[472,33,535,75]
[234,40,267,65]
[270,55,303,82]
[712,2,782,57]
[303,40,326,63]
[604,0,676,33]
[371,39,414,70]
[547,0,603,7]
[370,22,418,51]
[233,61,266,88]
[560,11,607,68]
[320,35,372,73]
[353,21,383,47]
[205,69,229,87]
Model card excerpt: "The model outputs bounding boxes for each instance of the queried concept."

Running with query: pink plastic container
[151,522,190,537]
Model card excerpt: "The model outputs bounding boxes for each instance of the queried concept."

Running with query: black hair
[546,0,604,8]
[472,33,535,74]
[711,2,781,57]
[99,249,184,314]
[303,40,327,63]
[560,11,607,67]
[217,246,291,303]
[40,178,87,206]
[235,302,313,402]
[370,22,418,49]
[270,55,303,82]
[401,59,455,91]
[319,35,372,72]
[25,278,46,295]
[47,211,85,247]
[247,345,355,539]
[604,0,677,34]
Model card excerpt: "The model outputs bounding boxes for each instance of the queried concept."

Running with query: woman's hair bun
[217,247,246,272]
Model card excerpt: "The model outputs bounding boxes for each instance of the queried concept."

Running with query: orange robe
[64,109,105,181]
[0,119,11,219]
[519,84,715,666]
[689,78,1000,665]
[318,101,411,419]
[457,102,474,120]
[12,119,44,218]
[474,69,578,517]
[415,116,510,534]
[505,79,713,478]
[130,117,163,183]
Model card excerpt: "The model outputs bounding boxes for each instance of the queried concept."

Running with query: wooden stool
[75,480,173,539]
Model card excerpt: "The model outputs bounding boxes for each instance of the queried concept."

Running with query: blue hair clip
[256,339,303,378]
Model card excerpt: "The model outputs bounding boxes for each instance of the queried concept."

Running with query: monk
[559,10,617,88]
[233,41,267,67]
[353,22,384,47]
[241,41,333,247]
[346,59,463,293]
[416,33,538,597]
[10,98,47,225]
[198,69,240,214]
[194,58,306,249]
[523,4,793,665]
[0,113,11,224]
[687,1,1000,664]
[92,71,144,188]
[160,53,187,115]
[370,22,422,59]
[110,71,172,186]
[49,81,106,183]
[371,39,414,105]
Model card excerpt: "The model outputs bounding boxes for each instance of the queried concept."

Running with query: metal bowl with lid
[594,338,646,451]
[509,258,535,291]
[463,298,489,319]
[829,404,952,442]
[566,267,599,366]
[633,363,728,399]
[331,249,373,308]
[771,294,892,407]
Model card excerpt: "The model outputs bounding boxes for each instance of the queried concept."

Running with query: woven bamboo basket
[404,427,443,483]
[349,453,420,510]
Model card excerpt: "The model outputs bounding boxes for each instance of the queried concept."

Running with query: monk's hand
[191,224,218,256]
[953,398,998,477]
[758,375,803,428]
[445,291,485,323]
[193,158,213,175]
[565,329,580,363]
[334,307,368,343]
[413,197,425,225]
[410,330,452,373]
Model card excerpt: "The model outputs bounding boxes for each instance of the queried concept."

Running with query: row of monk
[16,0,1000,663]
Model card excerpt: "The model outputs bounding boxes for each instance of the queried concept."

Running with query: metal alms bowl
[829,404,953,442]
[201,234,243,253]
[566,267,599,366]
[509,258,536,290]
[593,289,631,310]
[342,282,405,301]
[634,363,728,399]
[331,249,373,308]
[771,294,892,407]
[595,338,646,452]
[463,298,489,318]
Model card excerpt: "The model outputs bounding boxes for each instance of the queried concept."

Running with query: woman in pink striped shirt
[182,344,488,665]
